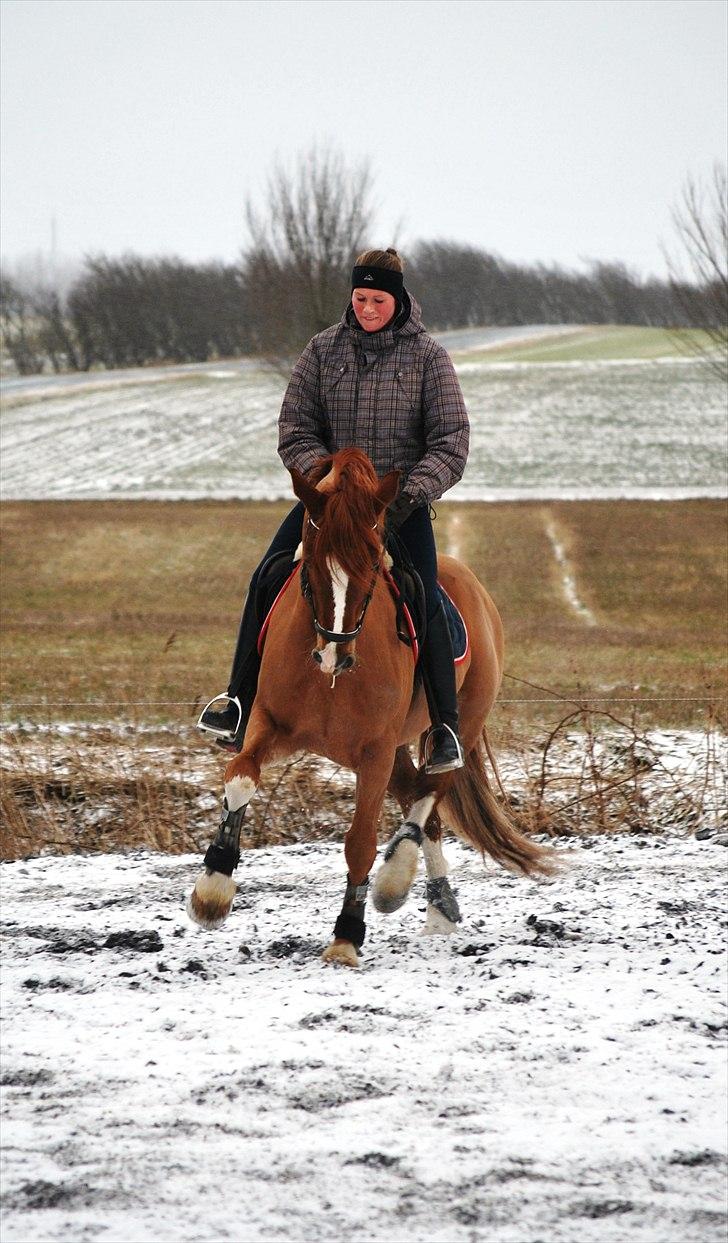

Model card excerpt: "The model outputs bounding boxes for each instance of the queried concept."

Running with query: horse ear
[375,470,401,510]
[290,468,326,521]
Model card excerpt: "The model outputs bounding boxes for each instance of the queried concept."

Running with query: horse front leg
[322,745,393,969]
[187,706,279,930]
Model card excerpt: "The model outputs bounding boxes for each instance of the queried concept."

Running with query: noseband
[301,515,380,645]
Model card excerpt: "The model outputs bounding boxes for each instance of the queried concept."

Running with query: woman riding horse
[198,247,469,774]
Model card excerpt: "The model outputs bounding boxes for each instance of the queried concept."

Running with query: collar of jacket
[343,288,424,353]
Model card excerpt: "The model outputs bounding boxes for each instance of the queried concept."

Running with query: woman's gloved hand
[387,491,421,530]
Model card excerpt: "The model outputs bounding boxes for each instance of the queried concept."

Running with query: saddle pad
[384,570,468,665]
[438,584,469,664]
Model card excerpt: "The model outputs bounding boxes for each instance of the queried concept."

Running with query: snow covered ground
[1,351,725,501]
[1,834,726,1242]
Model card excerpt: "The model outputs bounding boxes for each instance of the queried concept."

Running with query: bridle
[300,515,381,645]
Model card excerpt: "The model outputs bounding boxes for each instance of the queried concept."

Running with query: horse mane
[308,449,383,592]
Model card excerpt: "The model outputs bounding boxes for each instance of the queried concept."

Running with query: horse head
[290,449,400,677]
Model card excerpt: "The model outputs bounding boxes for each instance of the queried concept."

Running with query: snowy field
[1,338,725,501]
[1,834,726,1243]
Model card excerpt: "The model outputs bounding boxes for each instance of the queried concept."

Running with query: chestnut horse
[188,448,552,964]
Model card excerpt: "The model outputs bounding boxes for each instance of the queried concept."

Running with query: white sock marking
[421,831,448,882]
[224,774,256,811]
[408,794,436,830]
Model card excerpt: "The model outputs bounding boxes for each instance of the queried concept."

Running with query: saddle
[384,530,468,664]
[382,529,427,657]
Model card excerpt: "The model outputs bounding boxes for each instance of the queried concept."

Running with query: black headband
[351,265,404,301]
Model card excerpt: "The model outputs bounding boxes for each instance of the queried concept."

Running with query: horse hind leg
[372,781,444,915]
[421,824,461,935]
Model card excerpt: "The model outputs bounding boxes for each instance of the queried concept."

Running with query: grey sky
[1,0,726,280]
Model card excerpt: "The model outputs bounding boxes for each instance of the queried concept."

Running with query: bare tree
[662,162,728,380]
[242,143,375,367]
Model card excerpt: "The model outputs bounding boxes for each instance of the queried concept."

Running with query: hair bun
[386,247,398,256]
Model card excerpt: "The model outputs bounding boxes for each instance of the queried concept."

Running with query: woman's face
[351,287,397,332]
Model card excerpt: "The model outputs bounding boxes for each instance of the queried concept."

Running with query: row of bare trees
[0,257,248,374]
[1,149,725,377]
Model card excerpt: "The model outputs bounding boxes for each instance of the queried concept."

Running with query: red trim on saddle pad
[257,564,301,655]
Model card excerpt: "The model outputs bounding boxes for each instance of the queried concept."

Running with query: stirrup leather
[423,723,465,774]
[196,693,243,741]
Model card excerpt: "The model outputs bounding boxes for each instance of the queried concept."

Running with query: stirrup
[423,723,465,774]
[196,693,243,741]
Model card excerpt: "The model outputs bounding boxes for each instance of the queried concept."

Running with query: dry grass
[0,726,397,862]
[1,704,724,864]
[1,498,724,727]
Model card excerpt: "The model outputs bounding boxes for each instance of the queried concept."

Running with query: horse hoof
[321,940,359,968]
[372,838,419,913]
[422,904,459,936]
[186,871,236,930]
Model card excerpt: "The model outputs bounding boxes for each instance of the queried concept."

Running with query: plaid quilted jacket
[277,291,469,504]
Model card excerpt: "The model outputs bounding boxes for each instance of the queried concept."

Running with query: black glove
[387,492,422,531]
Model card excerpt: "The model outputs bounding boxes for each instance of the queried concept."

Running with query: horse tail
[440,728,556,877]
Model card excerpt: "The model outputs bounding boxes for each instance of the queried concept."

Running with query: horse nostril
[312,649,322,664]
[340,654,355,672]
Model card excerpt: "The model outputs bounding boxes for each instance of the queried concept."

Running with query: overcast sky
[1,0,726,281]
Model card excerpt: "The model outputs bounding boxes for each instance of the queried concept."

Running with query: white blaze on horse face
[319,557,349,674]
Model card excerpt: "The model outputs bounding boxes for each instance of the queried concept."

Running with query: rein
[300,515,381,645]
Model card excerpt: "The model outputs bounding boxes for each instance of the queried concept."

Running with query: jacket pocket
[322,361,348,391]
[321,362,349,418]
[395,367,421,412]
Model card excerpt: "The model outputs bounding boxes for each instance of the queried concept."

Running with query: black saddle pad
[437,584,468,661]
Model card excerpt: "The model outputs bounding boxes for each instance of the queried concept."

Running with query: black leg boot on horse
[420,602,465,774]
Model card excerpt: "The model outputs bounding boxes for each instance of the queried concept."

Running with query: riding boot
[197,586,262,751]
[420,602,465,774]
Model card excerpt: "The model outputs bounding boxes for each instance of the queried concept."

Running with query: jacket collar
[343,289,423,352]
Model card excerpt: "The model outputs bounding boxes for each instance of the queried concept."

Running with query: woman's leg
[395,506,464,772]
[198,502,305,746]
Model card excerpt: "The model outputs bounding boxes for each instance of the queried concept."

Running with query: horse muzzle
[312,645,356,675]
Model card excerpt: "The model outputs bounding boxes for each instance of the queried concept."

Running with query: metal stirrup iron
[423,723,464,774]
[196,693,243,741]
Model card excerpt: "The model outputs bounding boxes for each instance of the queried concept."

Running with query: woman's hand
[387,492,421,530]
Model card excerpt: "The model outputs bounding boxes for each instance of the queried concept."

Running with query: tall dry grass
[1,696,724,862]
